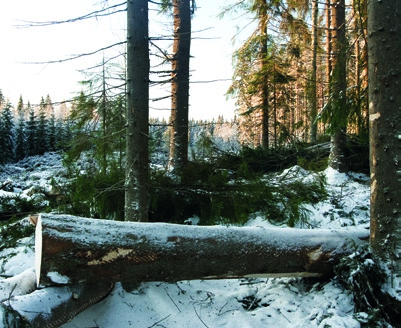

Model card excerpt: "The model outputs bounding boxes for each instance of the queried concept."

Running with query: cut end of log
[29,214,39,226]
[35,213,42,287]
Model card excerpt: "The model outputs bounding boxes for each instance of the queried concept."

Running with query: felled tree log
[36,213,369,286]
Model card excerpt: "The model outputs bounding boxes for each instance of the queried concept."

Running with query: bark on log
[36,213,369,286]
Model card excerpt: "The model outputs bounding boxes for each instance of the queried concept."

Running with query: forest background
[0,0,238,121]
[2,1,401,326]
[0,0,369,223]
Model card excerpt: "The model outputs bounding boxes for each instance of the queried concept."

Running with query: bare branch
[21,41,127,65]
[14,2,126,28]
[150,40,171,61]
[78,53,126,72]
[152,95,172,102]
[190,79,232,84]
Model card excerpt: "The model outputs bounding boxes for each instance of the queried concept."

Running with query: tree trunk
[324,0,332,140]
[328,0,348,173]
[35,214,369,286]
[125,0,149,222]
[325,0,332,87]
[273,61,277,148]
[260,0,269,150]
[309,0,319,144]
[368,0,401,296]
[169,0,191,172]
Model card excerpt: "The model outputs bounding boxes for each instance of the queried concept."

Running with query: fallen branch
[0,181,11,190]
[0,211,32,222]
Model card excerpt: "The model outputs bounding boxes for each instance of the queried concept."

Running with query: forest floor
[0,152,380,327]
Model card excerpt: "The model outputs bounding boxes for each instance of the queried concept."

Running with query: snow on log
[35,213,369,286]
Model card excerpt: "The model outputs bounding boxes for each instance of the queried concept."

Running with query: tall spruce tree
[308,0,319,144]
[26,102,37,157]
[368,0,401,296]
[168,0,193,173]
[226,0,308,148]
[0,102,15,164]
[47,112,57,152]
[15,96,27,161]
[259,0,269,149]
[348,0,368,140]
[125,0,150,222]
[36,97,49,155]
[45,95,57,152]
[328,0,348,172]
[54,117,65,151]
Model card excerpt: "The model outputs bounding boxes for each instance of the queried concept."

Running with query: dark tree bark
[125,0,149,221]
[368,0,401,295]
[328,0,348,173]
[169,0,191,172]
[36,214,369,286]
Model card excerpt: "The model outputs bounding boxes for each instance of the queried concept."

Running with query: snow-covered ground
[0,153,372,327]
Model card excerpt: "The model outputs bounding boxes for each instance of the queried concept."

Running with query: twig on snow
[147,314,171,328]
[165,288,181,312]
[193,304,209,328]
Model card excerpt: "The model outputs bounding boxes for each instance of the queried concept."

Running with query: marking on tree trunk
[87,248,158,266]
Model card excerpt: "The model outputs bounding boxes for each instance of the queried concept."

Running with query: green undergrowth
[0,217,35,253]
[60,162,125,221]
[59,145,328,226]
[223,138,368,175]
[335,244,401,327]
[219,141,367,175]
[0,196,37,213]
[218,144,329,173]
[0,195,46,221]
[149,155,327,226]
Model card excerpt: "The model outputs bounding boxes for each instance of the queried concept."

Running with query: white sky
[0,0,252,120]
